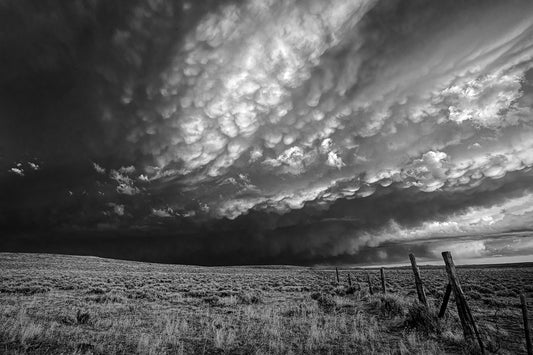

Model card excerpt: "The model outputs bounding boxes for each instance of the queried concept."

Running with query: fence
[332,251,530,354]
[521,293,533,355]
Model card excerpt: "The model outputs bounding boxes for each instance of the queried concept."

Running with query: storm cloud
[1,0,533,265]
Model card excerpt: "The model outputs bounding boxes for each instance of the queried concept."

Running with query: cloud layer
[120,0,533,221]
[1,0,533,265]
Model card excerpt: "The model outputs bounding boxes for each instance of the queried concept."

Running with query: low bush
[315,293,336,312]
[86,287,107,295]
[310,291,321,300]
[85,293,125,303]
[469,291,482,300]
[237,292,262,305]
[473,285,493,295]
[0,286,50,295]
[333,286,347,296]
[369,294,405,318]
[203,296,221,306]
[494,289,517,298]
[404,302,440,335]
[482,297,505,308]
[76,310,90,325]
[345,286,356,295]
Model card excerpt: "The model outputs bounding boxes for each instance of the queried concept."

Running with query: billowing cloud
[1,0,533,265]
[95,0,533,222]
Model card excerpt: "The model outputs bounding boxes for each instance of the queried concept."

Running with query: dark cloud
[1,0,533,265]
[0,0,240,166]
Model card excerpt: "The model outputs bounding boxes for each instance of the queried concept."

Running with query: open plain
[1,253,532,354]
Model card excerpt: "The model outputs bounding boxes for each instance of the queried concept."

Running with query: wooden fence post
[438,283,452,318]
[442,251,484,354]
[409,253,428,307]
[335,267,340,283]
[380,268,387,294]
[521,293,533,355]
[367,273,373,295]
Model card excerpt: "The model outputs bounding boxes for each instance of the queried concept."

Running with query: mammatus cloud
[2,0,533,265]
[95,0,533,222]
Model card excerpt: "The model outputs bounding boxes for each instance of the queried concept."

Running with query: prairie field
[0,253,532,354]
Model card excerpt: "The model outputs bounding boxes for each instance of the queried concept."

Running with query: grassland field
[1,253,532,354]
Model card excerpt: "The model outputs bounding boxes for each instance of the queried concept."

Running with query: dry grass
[0,253,531,354]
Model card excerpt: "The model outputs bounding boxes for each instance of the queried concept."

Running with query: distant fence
[334,252,533,354]
[521,293,533,355]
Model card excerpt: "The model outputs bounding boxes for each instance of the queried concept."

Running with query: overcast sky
[1,0,533,265]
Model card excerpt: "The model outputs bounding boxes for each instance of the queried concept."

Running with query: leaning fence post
[380,268,387,294]
[442,251,484,354]
[409,253,428,307]
[335,267,340,283]
[521,293,533,355]
[367,273,374,295]
[439,283,452,318]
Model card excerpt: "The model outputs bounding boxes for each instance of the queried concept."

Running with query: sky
[1,0,533,266]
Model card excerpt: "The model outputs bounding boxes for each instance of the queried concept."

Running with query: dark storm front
[2,0,533,266]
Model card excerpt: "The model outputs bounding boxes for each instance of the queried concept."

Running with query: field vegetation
[0,253,532,354]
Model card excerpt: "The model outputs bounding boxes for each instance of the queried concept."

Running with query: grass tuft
[315,293,336,312]
[369,293,406,318]
[404,302,440,335]
[76,309,90,325]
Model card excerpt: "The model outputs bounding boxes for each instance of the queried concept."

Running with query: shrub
[58,315,76,325]
[310,292,321,300]
[333,286,347,296]
[473,285,493,295]
[482,297,505,308]
[0,286,50,295]
[76,310,90,325]
[369,294,405,318]
[203,296,220,306]
[315,293,336,312]
[469,291,482,300]
[237,292,262,305]
[128,290,155,301]
[86,287,107,295]
[85,293,125,303]
[184,290,207,298]
[345,286,356,295]
[494,289,517,298]
[404,302,440,335]
[76,343,95,353]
